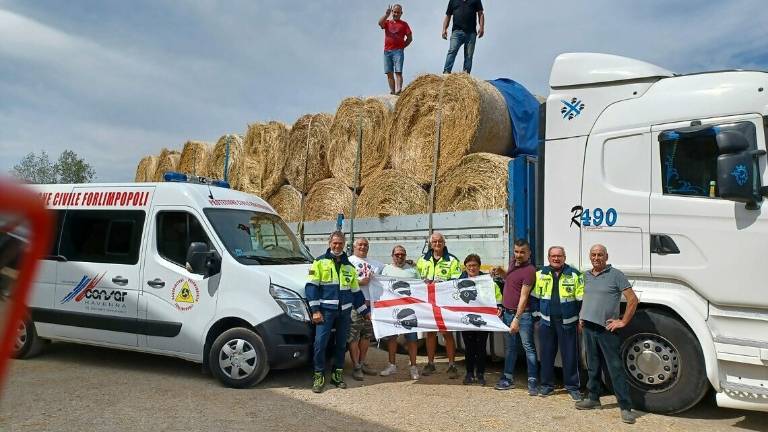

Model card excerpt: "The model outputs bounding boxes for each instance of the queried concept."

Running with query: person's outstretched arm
[379,5,392,29]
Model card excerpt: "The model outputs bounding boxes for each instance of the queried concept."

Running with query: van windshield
[204,209,313,265]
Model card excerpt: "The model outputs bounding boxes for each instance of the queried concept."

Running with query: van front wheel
[13,319,47,359]
[209,327,269,388]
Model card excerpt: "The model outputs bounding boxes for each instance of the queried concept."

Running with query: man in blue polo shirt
[576,244,639,424]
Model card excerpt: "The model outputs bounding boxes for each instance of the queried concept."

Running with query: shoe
[379,363,397,377]
[477,375,486,386]
[331,368,347,389]
[463,374,475,385]
[352,365,364,381]
[569,390,583,401]
[409,365,420,380]
[494,378,514,390]
[527,380,539,396]
[539,388,554,398]
[575,399,602,410]
[312,372,325,393]
[447,364,459,379]
[361,363,377,376]
[421,363,436,376]
[621,410,636,424]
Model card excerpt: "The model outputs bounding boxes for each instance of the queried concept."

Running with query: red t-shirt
[383,19,411,51]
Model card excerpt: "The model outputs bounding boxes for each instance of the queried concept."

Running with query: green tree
[10,150,96,184]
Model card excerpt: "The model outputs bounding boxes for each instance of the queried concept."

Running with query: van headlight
[269,284,310,322]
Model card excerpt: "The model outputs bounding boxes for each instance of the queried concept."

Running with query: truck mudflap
[255,313,312,369]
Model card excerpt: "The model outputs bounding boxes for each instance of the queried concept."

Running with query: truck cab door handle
[651,234,680,255]
[147,278,165,288]
[112,276,129,286]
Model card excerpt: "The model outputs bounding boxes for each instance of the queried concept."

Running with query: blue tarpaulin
[488,79,540,156]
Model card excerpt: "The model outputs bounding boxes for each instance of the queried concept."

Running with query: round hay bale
[328,97,393,188]
[267,185,303,222]
[152,148,181,182]
[284,113,333,193]
[135,155,158,182]
[178,141,212,176]
[303,178,353,222]
[389,73,512,185]
[435,153,511,212]
[207,134,244,184]
[233,155,262,196]
[357,170,428,218]
[245,121,291,198]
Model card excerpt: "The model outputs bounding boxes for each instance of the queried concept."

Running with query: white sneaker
[410,365,420,380]
[379,363,397,376]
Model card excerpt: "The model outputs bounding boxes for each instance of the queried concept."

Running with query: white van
[14,174,314,388]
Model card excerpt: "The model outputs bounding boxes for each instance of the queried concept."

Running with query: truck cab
[544,52,768,412]
[15,175,314,388]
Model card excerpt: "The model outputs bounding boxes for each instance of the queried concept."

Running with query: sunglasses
[393,253,406,257]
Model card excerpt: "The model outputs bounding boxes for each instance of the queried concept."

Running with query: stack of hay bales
[356,169,428,218]
[435,153,511,212]
[135,155,158,182]
[303,178,353,222]
[153,148,181,182]
[245,121,291,198]
[267,185,302,222]
[207,134,247,189]
[284,113,333,193]
[327,96,395,188]
[178,141,212,177]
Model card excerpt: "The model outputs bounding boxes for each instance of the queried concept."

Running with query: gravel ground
[1,342,767,432]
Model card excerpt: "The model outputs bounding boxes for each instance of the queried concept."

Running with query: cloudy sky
[2,0,768,182]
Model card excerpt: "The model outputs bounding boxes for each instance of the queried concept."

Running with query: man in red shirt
[378,4,412,95]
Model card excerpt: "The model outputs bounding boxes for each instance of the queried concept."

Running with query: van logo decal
[61,272,107,304]
[172,279,200,311]
[731,164,749,186]
[560,97,585,120]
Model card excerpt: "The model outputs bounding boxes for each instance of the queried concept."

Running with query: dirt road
[2,342,766,432]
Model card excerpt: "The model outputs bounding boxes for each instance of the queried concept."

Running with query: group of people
[305,230,640,424]
[379,1,484,94]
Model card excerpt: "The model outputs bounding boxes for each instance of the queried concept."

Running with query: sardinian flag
[369,274,508,339]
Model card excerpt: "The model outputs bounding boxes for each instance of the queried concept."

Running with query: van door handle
[147,278,165,288]
[112,276,129,286]
[650,234,680,255]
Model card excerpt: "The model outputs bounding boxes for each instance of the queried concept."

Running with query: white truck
[299,53,768,414]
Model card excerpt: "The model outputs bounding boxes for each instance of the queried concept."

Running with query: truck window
[44,210,64,259]
[659,121,757,197]
[156,211,211,268]
[59,210,145,264]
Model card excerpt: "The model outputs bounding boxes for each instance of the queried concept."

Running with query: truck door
[141,207,219,355]
[580,130,651,274]
[649,114,768,308]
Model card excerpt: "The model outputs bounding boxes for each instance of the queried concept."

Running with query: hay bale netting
[284,113,333,193]
[135,155,158,182]
[266,185,303,222]
[152,148,181,182]
[207,134,244,184]
[244,121,291,198]
[389,73,513,185]
[303,178,353,222]
[328,96,395,188]
[357,170,428,218]
[178,141,212,176]
[435,153,512,212]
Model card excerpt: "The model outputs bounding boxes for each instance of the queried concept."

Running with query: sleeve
[405,22,412,35]
[494,281,503,304]
[445,0,453,15]
[617,270,632,291]
[530,272,541,299]
[522,267,535,287]
[305,260,322,313]
[575,272,585,301]
[449,257,462,280]
[352,290,370,316]
[415,257,427,278]
[476,0,483,11]
[529,271,541,316]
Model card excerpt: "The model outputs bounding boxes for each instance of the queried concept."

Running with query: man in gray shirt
[576,244,639,424]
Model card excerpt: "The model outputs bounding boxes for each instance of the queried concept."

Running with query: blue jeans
[539,317,580,392]
[312,308,352,373]
[443,30,477,73]
[384,49,404,73]
[502,311,538,386]
[583,321,633,410]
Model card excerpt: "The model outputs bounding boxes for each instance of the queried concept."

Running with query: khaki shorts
[347,309,375,343]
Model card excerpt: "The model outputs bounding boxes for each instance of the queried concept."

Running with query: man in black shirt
[442,0,484,74]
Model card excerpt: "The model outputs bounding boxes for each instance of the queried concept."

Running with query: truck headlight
[269,284,310,322]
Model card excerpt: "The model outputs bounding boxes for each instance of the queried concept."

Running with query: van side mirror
[186,242,219,276]
[717,150,766,209]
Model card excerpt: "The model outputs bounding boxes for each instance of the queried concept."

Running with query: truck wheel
[12,318,47,359]
[209,327,269,388]
[617,309,709,414]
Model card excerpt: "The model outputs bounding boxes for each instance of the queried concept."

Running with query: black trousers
[461,331,489,376]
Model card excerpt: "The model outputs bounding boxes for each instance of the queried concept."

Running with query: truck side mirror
[186,242,211,275]
[717,151,765,209]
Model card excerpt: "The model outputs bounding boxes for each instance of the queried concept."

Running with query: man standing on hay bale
[442,0,484,74]
[347,237,384,380]
[378,4,412,95]
[416,232,461,379]
[306,231,370,393]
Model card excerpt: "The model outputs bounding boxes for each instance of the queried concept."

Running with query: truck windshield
[204,209,312,265]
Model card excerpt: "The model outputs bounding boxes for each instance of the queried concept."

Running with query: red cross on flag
[369,274,508,339]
